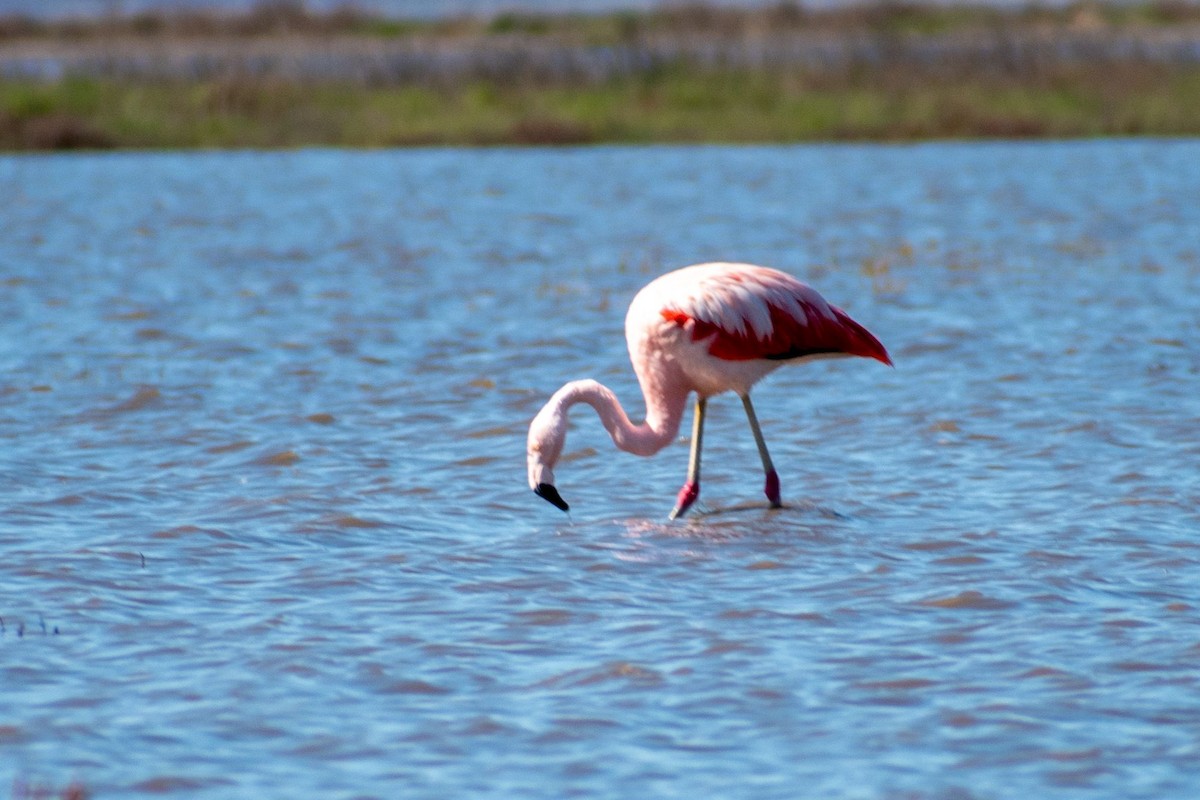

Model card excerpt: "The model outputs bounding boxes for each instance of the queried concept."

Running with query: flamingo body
[528,262,890,517]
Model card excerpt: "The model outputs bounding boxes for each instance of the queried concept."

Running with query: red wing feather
[662,293,891,366]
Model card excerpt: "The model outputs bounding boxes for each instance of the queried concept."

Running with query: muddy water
[2,142,1199,798]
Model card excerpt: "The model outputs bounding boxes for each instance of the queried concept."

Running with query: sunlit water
[2,142,1199,798]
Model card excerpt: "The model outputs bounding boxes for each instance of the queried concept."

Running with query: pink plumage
[528,262,891,518]
[653,263,892,364]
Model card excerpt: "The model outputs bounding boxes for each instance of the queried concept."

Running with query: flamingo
[527,262,891,519]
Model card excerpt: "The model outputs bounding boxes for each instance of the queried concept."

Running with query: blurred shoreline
[3,2,1200,149]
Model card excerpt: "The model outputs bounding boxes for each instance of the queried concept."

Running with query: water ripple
[2,142,1200,798]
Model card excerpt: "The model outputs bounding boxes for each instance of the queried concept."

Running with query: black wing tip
[534,483,570,512]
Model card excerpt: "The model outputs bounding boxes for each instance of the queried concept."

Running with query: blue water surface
[1,141,1199,798]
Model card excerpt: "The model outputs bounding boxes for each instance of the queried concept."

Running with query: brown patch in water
[208,440,254,454]
[331,515,383,529]
[919,590,1015,610]
[256,450,301,467]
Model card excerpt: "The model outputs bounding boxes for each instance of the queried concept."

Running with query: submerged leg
[669,397,706,520]
[741,394,782,508]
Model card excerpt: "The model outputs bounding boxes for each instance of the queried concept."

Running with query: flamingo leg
[741,394,782,508]
[669,397,706,520]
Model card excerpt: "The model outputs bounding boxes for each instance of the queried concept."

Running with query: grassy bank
[5,66,1200,150]
[4,3,1200,149]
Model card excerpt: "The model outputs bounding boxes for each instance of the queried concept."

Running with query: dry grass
[0,109,112,148]
[4,2,1200,42]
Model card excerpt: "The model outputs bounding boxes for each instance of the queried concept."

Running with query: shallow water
[2,141,1199,798]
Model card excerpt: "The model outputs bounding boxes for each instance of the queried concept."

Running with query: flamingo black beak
[534,483,570,512]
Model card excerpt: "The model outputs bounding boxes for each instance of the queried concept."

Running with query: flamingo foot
[669,481,700,520]
[764,470,782,508]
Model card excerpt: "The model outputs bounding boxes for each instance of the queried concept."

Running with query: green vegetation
[5,66,1200,150]
[3,3,1200,149]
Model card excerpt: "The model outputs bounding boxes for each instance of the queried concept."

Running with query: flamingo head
[527,403,570,512]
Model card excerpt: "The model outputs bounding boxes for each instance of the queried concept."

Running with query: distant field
[3,3,1200,149]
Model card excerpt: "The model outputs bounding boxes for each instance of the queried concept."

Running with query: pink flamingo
[527,262,891,518]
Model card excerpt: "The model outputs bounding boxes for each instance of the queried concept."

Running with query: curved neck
[553,378,686,457]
